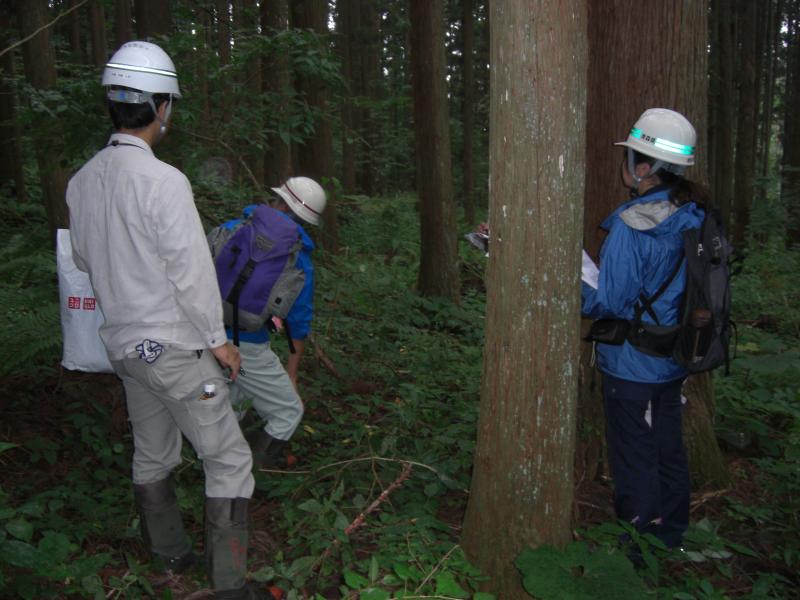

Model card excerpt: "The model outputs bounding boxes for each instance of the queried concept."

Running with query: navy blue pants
[603,374,690,548]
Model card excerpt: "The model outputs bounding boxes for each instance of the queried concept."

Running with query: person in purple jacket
[226,177,326,469]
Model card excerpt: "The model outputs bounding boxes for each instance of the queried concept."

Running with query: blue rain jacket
[582,186,704,383]
[222,205,315,345]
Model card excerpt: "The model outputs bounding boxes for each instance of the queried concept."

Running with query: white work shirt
[66,133,226,359]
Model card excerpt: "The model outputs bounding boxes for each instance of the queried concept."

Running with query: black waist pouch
[585,318,631,345]
[627,322,680,357]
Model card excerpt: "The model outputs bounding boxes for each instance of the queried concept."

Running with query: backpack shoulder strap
[634,255,684,326]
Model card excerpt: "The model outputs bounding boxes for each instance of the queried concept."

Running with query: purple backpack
[209,205,305,345]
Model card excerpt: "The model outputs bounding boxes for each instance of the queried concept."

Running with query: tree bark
[89,0,108,66]
[0,12,26,202]
[15,0,70,241]
[461,2,587,596]
[134,0,171,39]
[67,0,84,61]
[784,1,800,243]
[357,0,381,196]
[338,0,359,193]
[732,0,758,246]
[713,0,736,230]
[114,0,133,48]
[461,0,476,227]
[236,0,264,187]
[683,373,729,489]
[583,0,729,491]
[261,0,292,187]
[409,0,460,302]
[216,0,231,66]
[758,0,782,183]
[293,0,338,253]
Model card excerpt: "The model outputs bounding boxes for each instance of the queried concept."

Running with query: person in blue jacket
[226,177,327,469]
[582,108,707,549]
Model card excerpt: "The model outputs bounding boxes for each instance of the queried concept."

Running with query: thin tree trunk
[409,0,460,301]
[338,0,359,193]
[784,1,800,243]
[461,2,587,595]
[732,0,758,246]
[134,0,171,38]
[358,0,381,196]
[715,0,736,230]
[261,0,292,187]
[236,0,264,187]
[15,0,70,241]
[0,13,26,202]
[461,0,476,227]
[759,0,782,182]
[89,0,107,66]
[114,0,133,48]
[293,0,338,252]
[67,0,84,61]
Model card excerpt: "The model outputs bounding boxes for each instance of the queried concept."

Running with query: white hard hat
[102,41,181,97]
[615,108,695,167]
[272,177,327,226]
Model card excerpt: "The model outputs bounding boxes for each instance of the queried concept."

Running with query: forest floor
[3,363,796,600]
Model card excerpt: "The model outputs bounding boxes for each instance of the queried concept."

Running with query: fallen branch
[311,335,342,379]
[316,462,413,567]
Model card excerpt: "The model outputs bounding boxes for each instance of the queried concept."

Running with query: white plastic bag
[57,229,113,373]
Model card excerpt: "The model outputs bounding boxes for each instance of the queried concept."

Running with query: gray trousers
[113,347,254,499]
[229,341,304,441]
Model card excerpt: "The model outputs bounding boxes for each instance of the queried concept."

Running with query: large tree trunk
[293,0,338,252]
[461,2,587,596]
[583,0,729,491]
[89,0,108,66]
[15,0,70,241]
[261,0,292,187]
[732,0,758,246]
[114,0,133,48]
[461,0,476,227]
[0,12,26,202]
[409,0,459,302]
[134,0,171,39]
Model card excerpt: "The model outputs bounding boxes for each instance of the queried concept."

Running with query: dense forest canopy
[1,1,799,599]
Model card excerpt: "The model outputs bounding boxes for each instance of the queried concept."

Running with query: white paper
[582,249,599,289]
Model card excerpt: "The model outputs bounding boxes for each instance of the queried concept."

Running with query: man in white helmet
[67,41,275,600]
[582,108,707,553]
[223,176,326,470]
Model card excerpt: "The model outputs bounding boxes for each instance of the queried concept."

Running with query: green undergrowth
[1,193,799,598]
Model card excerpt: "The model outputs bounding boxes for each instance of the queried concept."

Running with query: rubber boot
[205,497,282,600]
[134,477,196,573]
[249,431,290,469]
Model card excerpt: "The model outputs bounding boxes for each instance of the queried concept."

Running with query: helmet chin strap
[627,148,665,194]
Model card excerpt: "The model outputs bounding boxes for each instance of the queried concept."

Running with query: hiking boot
[134,477,196,573]
[248,431,293,469]
[206,497,249,593]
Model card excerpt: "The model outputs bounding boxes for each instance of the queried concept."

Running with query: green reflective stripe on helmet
[629,127,694,155]
[105,62,178,79]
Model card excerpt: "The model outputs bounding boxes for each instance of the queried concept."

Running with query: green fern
[0,230,62,377]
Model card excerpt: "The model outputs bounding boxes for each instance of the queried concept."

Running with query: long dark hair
[629,149,710,209]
